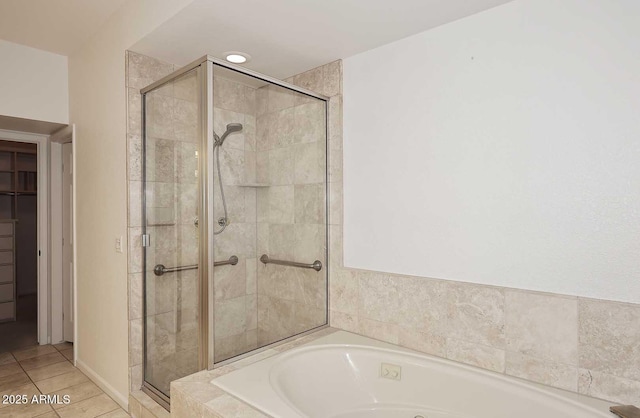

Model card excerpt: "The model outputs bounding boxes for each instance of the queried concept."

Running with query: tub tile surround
[334,269,640,405]
[126,52,640,416]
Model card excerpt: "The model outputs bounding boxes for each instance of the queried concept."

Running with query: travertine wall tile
[579,298,640,381]
[293,141,325,184]
[127,134,142,182]
[447,282,504,348]
[127,52,175,90]
[292,67,323,99]
[215,296,247,337]
[213,223,256,259]
[398,328,446,357]
[128,181,142,227]
[395,276,448,336]
[358,273,398,323]
[328,181,342,225]
[322,61,342,97]
[329,269,359,315]
[267,185,294,223]
[205,394,267,418]
[506,351,577,391]
[293,224,325,262]
[214,258,247,301]
[294,184,325,224]
[358,318,399,345]
[127,89,142,136]
[127,227,143,274]
[267,85,295,113]
[329,146,343,183]
[128,273,143,321]
[330,311,359,334]
[505,290,578,365]
[446,339,505,373]
[294,102,325,144]
[578,369,640,406]
[267,147,294,185]
[129,319,143,367]
[171,385,204,418]
[328,95,343,151]
[246,258,257,295]
[328,225,342,270]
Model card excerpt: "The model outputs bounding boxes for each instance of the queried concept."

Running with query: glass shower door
[211,65,328,364]
[142,67,202,399]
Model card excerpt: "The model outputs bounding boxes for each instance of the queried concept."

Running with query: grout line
[11,346,74,417]
[9,348,58,416]
[5,344,126,417]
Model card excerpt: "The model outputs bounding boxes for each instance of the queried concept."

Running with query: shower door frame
[140,56,331,404]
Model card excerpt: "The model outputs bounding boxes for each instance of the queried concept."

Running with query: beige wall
[68,0,194,407]
[0,39,68,124]
[342,0,640,305]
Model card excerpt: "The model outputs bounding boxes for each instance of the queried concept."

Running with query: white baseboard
[75,358,128,409]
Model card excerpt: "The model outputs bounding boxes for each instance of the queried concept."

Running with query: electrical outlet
[115,236,123,253]
[380,363,401,380]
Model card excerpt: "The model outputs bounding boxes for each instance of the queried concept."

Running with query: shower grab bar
[153,255,238,276]
[214,255,239,267]
[259,254,322,272]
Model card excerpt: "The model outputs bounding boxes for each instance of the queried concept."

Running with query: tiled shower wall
[210,76,259,362]
[254,83,328,347]
[125,52,329,386]
[127,51,640,407]
[126,51,177,395]
[126,53,201,395]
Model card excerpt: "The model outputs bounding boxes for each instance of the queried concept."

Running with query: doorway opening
[0,140,38,352]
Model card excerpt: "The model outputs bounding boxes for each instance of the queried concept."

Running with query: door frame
[0,128,50,345]
[50,125,76,349]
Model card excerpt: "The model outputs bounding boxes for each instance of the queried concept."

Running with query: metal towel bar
[259,254,322,272]
[153,255,238,276]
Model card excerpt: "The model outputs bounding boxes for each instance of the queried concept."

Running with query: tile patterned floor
[0,343,130,418]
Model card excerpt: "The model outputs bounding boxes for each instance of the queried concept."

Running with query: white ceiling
[131,0,515,79]
[0,0,128,56]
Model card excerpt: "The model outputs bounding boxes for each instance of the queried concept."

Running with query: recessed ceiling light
[224,52,250,64]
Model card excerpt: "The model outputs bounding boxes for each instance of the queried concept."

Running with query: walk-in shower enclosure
[139,56,329,405]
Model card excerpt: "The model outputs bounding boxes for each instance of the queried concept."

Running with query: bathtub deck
[170,327,339,418]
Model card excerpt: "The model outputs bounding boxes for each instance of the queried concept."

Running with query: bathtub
[212,331,613,418]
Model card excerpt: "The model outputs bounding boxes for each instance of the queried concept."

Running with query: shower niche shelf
[236,183,270,188]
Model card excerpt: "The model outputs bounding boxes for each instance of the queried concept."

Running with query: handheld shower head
[225,123,243,134]
[215,123,243,146]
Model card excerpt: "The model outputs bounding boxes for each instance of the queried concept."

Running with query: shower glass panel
[211,65,328,363]
[142,67,202,400]
[140,56,328,405]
